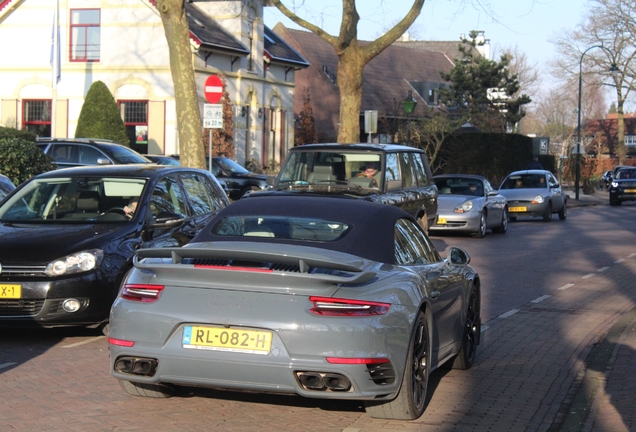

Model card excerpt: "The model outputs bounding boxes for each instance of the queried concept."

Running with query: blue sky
[264,0,588,81]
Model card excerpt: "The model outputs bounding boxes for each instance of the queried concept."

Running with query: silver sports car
[430,174,508,238]
[498,170,567,221]
[108,195,481,420]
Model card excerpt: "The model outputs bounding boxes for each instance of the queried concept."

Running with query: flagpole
[51,0,60,137]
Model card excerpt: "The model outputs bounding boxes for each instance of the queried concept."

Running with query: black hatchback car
[0,165,229,330]
[268,143,438,231]
[37,138,151,169]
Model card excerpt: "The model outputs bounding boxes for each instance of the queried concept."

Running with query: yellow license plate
[0,284,21,299]
[625,189,636,193]
[509,206,527,212]
[183,325,272,355]
[437,217,447,225]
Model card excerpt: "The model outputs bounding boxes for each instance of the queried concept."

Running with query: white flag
[50,0,61,87]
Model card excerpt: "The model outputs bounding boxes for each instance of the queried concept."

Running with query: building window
[625,135,636,147]
[119,101,148,153]
[70,9,100,61]
[247,20,254,72]
[22,100,51,137]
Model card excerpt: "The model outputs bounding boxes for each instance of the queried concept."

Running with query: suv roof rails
[36,137,117,144]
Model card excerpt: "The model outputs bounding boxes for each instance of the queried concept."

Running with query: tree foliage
[269,0,424,143]
[551,0,636,163]
[0,137,55,185]
[439,31,531,133]
[408,112,465,170]
[207,75,235,158]
[75,81,129,145]
[295,88,317,145]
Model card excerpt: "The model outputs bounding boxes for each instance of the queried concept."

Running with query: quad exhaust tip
[296,372,351,392]
[114,356,158,377]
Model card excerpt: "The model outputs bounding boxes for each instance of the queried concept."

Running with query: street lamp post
[402,90,417,143]
[575,45,619,200]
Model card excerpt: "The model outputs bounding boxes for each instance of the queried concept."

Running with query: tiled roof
[264,26,309,67]
[185,2,249,54]
[393,40,481,62]
[273,24,455,140]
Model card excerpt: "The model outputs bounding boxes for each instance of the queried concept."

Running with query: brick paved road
[2,202,636,432]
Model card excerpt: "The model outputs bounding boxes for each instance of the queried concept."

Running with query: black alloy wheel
[492,207,508,234]
[364,310,430,420]
[451,288,480,370]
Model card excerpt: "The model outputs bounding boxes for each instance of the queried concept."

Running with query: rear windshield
[211,216,351,242]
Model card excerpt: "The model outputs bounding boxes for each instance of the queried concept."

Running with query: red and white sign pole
[203,75,223,171]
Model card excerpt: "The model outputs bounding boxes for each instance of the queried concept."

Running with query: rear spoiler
[134,247,377,285]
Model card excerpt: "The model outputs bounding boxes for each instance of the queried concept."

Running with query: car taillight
[108,337,135,347]
[120,284,164,302]
[309,296,390,316]
[326,357,390,364]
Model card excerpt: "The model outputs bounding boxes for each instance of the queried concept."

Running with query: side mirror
[150,211,184,229]
[487,190,499,197]
[448,247,470,266]
[97,158,113,165]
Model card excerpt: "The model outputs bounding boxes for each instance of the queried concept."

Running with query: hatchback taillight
[121,284,164,302]
[309,296,390,316]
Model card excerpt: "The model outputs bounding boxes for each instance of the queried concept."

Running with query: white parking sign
[203,104,223,129]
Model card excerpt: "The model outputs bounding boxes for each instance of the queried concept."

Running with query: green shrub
[0,126,36,141]
[75,81,130,146]
[0,137,55,185]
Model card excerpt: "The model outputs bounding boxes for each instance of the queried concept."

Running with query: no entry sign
[204,75,223,103]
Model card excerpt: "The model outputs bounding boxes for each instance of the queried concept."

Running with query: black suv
[37,138,151,169]
[265,143,438,231]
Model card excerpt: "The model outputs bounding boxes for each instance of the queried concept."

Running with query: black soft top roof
[194,195,415,264]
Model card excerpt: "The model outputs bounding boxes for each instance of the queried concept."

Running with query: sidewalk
[564,187,608,208]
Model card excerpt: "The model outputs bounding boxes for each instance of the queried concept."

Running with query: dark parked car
[210,157,269,200]
[431,174,508,238]
[109,194,480,420]
[609,167,636,205]
[270,143,438,231]
[0,164,229,331]
[143,154,180,166]
[0,174,15,200]
[498,170,567,221]
[600,170,613,190]
[37,138,151,169]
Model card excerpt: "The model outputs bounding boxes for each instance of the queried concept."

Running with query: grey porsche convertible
[108,195,481,420]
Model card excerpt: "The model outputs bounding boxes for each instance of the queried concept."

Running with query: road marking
[582,273,596,279]
[498,309,520,319]
[597,267,610,272]
[480,325,489,333]
[558,283,575,291]
[629,253,636,258]
[0,362,17,370]
[62,336,106,348]
[616,259,625,263]
[531,295,551,303]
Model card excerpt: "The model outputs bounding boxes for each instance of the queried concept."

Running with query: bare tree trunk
[269,0,424,144]
[156,0,206,169]
[336,48,364,143]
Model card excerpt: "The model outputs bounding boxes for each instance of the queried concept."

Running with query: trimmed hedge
[436,132,556,187]
[75,80,130,146]
[0,136,55,185]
